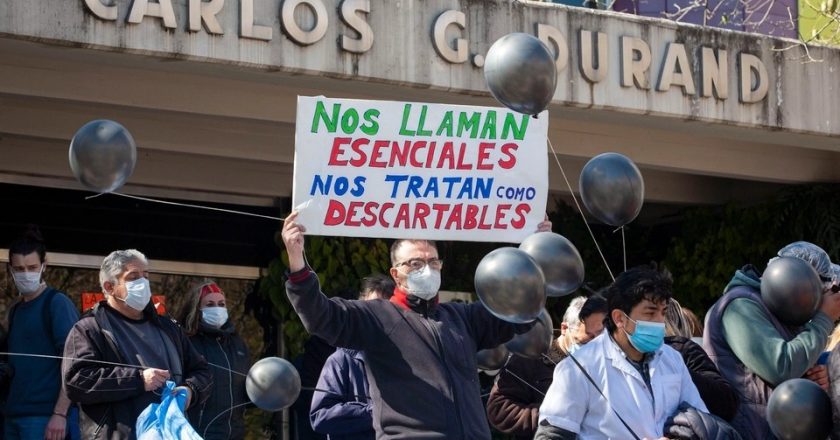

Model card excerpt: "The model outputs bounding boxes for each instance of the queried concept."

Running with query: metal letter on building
[127,0,177,29]
[739,53,768,103]
[340,0,373,53]
[620,36,651,89]
[83,0,117,20]
[579,30,608,83]
[700,47,728,99]
[656,42,696,95]
[282,0,329,46]
[432,10,468,64]
[536,24,569,73]
[240,0,272,41]
[189,0,224,34]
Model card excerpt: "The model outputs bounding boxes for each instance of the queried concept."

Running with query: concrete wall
[1,0,838,137]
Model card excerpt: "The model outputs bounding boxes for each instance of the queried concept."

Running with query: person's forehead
[637,298,667,310]
[122,260,149,274]
[202,292,225,303]
[396,241,438,258]
[10,252,41,265]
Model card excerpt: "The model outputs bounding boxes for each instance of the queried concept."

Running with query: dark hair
[389,239,438,266]
[579,295,608,321]
[9,225,46,263]
[603,267,673,334]
[361,273,395,299]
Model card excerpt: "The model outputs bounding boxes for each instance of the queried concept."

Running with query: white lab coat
[539,332,708,439]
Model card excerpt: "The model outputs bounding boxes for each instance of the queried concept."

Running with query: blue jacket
[310,348,374,440]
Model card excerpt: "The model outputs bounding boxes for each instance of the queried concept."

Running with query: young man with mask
[5,227,80,440]
[487,295,607,440]
[535,268,710,440]
[62,249,212,439]
[282,212,548,439]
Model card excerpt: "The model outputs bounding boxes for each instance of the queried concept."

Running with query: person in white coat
[535,267,709,440]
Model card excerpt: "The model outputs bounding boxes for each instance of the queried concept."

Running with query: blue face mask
[622,313,665,353]
[568,342,582,355]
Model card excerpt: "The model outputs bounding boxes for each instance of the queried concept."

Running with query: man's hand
[44,414,65,440]
[819,291,840,321]
[142,368,170,391]
[805,364,829,391]
[536,214,552,233]
[282,211,307,272]
[173,385,193,410]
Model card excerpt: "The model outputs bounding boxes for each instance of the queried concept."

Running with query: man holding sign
[282,211,549,439]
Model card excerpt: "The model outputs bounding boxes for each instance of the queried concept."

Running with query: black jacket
[63,301,212,440]
[186,321,250,440]
[665,336,740,422]
[286,269,532,440]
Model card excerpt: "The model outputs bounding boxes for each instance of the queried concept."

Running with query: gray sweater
[286,268,530,439]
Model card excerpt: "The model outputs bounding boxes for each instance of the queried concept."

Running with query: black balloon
[476,345,510,371]
[484,33,557,116]
[579,153,644,227]
[767,378,832,440]
[246,357,301,412]
[761,257,823,326]
[475,247,546,324]
[519,232,585,297]
[506,309,554,359]
[69,119,137,193]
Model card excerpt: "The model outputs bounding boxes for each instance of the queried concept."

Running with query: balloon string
[207,361,248,377]
[202,402,251,438]
[500,365,546,397]
[546,138,615,281]
[621,226,627,272]
[0,352,247,378]
[85,192,283,221]
[541,353,558,365]
[302,386,370,400]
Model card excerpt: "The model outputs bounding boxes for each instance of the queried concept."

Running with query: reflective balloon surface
[475,247,546,324]
[246,357,302,411]
[579,153,644,226]
[767,378,832,440]
[69,119,137,193]
[506,309,554,359]
[484,33,557,116]
[761,257,823,326]
[520,232,584,297]
[476,344,510,371]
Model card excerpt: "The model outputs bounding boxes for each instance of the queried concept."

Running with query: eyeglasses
[395,258,444,272]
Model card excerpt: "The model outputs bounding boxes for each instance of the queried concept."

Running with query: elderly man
[705,241,840,438]
[487,295,608,440]
[62,249,212,439]
[282,212,545,439]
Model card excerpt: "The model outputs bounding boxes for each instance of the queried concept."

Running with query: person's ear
[560,322,568,335]
[611,309,626,330]
[103,281,114,295]
[389,267,400,284]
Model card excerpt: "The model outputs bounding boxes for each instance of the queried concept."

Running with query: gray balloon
[484,33,557,116]
[767,378,832,440]
[246,357,302,412]
[506,309,554,359]
[476,345,510,371]
[761,257,823,326]
[475,247,546,324]
[579,153,644,227]
[69,119,137,193]
[520,232,585,297]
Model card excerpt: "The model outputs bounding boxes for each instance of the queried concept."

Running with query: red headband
[199,283,223,300]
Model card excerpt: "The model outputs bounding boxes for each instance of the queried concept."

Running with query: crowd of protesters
[2,219,840,440]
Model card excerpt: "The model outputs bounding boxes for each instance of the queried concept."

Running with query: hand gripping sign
[292,96,549,243]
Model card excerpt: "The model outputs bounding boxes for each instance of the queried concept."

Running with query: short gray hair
[562,296,587,328]
[100,249,148,292]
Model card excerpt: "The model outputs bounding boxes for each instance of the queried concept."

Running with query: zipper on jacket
[216,337,234,438]
[422,318,467,440]
[93,409,108,437]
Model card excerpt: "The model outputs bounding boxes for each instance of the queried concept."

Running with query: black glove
[665,402,742,440]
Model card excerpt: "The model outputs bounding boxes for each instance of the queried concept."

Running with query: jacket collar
[390,287,439,317]
[604,332,660,383]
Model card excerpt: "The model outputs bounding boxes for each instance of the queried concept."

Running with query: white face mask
[119,277,152,311]
[406,265,441,300]
[12,265,44,295]
[201,307,228,328]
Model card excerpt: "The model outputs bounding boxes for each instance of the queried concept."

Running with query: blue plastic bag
[136,381,203,440]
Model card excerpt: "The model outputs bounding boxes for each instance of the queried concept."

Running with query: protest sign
[292,96,548,243]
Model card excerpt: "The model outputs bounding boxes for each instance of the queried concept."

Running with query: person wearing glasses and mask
[62,249,212,440]
[282,211,550,439]
[176,280,250,440]
[4,226,80,440]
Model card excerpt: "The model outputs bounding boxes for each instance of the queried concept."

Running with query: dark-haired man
[283,211,548,439]
[536,268,708,439]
